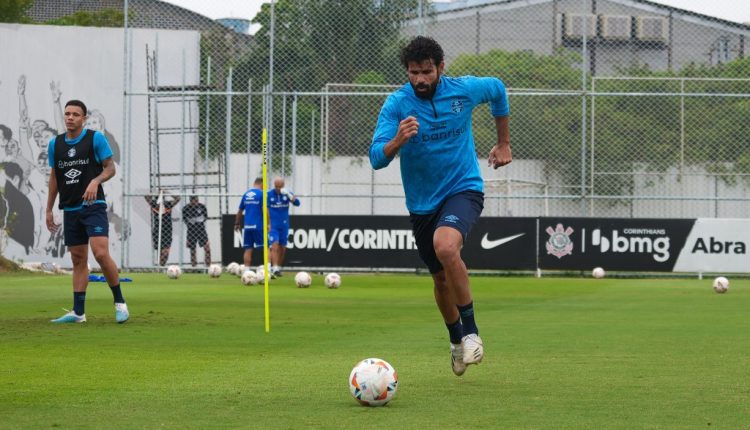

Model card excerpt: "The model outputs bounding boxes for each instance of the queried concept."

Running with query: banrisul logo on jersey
[538,218,695,271]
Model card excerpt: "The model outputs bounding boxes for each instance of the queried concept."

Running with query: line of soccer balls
[164,263,342,288]
[590,266,730,294]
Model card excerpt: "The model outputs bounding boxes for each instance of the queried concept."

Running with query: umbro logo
[442,214,459,224]
[64,169,82,180]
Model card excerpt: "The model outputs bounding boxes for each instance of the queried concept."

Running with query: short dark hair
[0,124,12,141]
[65,100,87,116]
[190,195,198,201]
[254,177,263,184]
[400,36,444,69]
[1,162,23,181]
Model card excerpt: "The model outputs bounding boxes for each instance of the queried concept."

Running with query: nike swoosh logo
[480,233,525,250]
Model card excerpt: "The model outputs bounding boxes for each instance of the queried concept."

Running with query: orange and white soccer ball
[166,265,182,279]
[349,358,398,407]
[324,272,341,289]
[295,271,312,288]
[592,267,605,279]
[713,276,729,294]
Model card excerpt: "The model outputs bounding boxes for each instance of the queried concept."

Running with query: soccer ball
[166,265,182,279]
[226,262,239,274]
[295,271,312,288]
[236,264,246,276]
[592,267,605,279]
[241,270,258,286]
[325,272,342,289]
[256,263,272,275]
[713,276,729,294]
[348,358,398,407]
[208,264,222,278]
[255,266,265,281]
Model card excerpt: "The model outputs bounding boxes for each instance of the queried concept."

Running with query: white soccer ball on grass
[592,267,605,279]
[208,264,222,278]
[294,271,312,288]
[236,264,246,276]
[166,265,182,279]
[324,272,342,289]
[226,262,239,274]
[713,276,729,294]
[241,270,259,286]
[348,358,398,407]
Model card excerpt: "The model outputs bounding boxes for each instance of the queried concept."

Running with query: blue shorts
[269,226,289,246]
[409,190,484,274]
[64,204,109,247]
[243,228,267,249]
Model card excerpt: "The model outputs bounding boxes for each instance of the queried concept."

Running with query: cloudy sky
[162,0,750,25]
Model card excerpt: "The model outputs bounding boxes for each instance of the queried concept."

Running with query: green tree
[0,0,32,23]
[44,9,126,27]
[228,0,425,159]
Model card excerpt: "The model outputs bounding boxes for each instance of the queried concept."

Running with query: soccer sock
[110,284,125,304]
[446,317,463,345]
[457,302,479,336]
[73,292,86,316]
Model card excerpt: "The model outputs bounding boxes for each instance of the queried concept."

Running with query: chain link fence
[3,0,747,268]
[115,0,750,268]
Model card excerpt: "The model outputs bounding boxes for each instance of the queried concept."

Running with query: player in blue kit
[267,176,300,277]
[46,100,129,324]
[370,37,511,376]
[235,177,267,269]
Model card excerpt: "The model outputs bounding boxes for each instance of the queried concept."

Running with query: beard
[412,81,437,99]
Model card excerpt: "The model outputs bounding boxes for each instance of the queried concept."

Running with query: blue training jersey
[239,188,263,229]
[267,189,300,227]
[369,75,509,214]
[47,128,114,210]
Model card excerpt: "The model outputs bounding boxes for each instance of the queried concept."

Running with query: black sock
[110,284,125,304]
[457,302,478,336]
[73,292,86,316]
[446,317,463,344]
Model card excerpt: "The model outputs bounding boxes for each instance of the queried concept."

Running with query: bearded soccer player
[46,100,128,324]
[369,36,511,376]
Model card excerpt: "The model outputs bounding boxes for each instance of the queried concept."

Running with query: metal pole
[204,56,211,189]
[179,49,186,267]
[291,94,297,191]
[246,78,253,187]
[281,95,287,175]
[589,77,596,216]
[580,0,588,216]
[121,0,131,269]
[225,67,233,198]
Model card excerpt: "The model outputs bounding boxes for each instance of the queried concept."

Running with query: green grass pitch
[1,271,748,429]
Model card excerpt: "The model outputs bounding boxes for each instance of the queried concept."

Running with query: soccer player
[369,36,511,376]
[182,195,211,267]
[145,191,180,266]
[235,177,266,269]
[268,176,300,277]
[46,100,129,324]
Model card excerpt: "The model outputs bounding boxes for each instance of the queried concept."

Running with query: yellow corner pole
[262,128,270,332]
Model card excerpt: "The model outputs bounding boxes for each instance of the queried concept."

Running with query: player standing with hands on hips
[46,100,129,323]
[369,37,511,376]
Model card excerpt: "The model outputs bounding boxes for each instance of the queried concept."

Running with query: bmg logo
[591,229,670,262]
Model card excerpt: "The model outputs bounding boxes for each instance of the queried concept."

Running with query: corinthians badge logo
[545,223,574,258]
